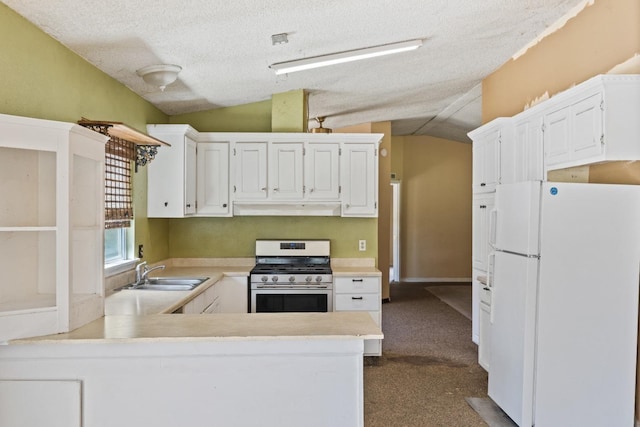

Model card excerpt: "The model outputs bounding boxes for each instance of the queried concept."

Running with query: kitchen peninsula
[0,260,383,427]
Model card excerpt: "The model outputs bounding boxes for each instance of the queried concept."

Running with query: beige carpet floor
[425,284,473,320]
[364,282,489,426]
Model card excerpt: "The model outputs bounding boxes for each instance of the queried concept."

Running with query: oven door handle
[254,285,330,289]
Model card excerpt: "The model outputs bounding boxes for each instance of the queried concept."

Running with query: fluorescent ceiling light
[269,39,422,75]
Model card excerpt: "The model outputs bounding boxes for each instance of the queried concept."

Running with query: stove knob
[261,276,268,282]
[315,276,322,283]
[272,276,279,282]
[289,276,296,282]
[305,276,312,282]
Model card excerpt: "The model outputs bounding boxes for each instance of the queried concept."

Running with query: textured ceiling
[2,0,586,141]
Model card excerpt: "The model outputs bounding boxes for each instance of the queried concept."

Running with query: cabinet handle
[310,188,315,193]
[223,203,227,208]
[164,202,168,207]
[483,287,490,291]
[351,296,364,300]
[273,188,279,192]
[480,205,486,209]
[186,204,191,208]
[480,183,486,187]
[261,187,267,191]
[352,279,364,282]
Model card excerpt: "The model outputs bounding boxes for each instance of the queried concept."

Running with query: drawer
[335,294,379,311]
[334,277,379,294]
[480,286,491,305]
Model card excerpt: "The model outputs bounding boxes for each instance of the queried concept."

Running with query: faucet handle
[135,261,148,281]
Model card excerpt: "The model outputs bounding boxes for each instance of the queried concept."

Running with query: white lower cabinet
[0,380,81,427]
[334,275,382,356]
[181,276,248,314]
[478,284,491,371]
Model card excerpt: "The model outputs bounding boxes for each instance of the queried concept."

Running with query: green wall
[169,217,377,258]
[0,3,171,263]
[170,101,272,132]
[1,3,379,264]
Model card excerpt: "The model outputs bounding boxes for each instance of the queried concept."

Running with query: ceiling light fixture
[136,64,182,91]
[269,39,422,75]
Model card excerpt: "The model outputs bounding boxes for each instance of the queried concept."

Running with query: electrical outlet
[138,244,144,258]
[359,240,366,251]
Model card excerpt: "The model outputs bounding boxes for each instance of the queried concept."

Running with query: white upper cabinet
[268,141,304,200]
[341,143,378,217]
[541,74,640,171]
[305,142,340,201]
[469,118,508,192]
[543,91,602,168]
[147,125,198,217]
[197,142,230,216]
[146,129,382,217]
[511,114,544,182]
[232,140,268,200]
[0,114,107,342]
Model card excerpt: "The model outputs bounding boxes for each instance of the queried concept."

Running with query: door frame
[390,180,401,282]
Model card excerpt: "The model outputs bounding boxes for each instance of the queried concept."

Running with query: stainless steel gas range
[249,240,332,313]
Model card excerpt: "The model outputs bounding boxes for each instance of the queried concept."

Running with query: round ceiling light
[136,64,182,91]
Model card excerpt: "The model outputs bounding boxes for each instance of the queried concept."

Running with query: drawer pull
[352,279,364,282]
[351,296,364,300]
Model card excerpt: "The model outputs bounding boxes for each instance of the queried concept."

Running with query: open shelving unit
[0,114,108,342]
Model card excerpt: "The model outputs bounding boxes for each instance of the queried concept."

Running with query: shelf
[0,294,56,314]
[0,227,57,232]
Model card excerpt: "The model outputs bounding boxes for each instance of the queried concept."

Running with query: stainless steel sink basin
[116,277,209,291]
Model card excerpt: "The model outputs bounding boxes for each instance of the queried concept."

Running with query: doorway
[390,181,401,283]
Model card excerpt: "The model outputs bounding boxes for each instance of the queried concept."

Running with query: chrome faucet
[133,261,166,287]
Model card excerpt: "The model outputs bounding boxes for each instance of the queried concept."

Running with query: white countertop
[12,260,383,345]
[12,312,383,344]
[105,266,250,315]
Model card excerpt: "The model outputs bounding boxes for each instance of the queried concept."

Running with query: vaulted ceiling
[2,0,587,141]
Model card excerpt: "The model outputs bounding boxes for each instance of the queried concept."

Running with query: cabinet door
[479,299,491,371]
[0,380,81,427]
[197,142,230,216]
[513,119,544,182]
[305,142,340,200]
[184,137,197,215]
[543,106,572,167]
[268,142,304,200]
[571,92,603,161]
[472,193,494,272]
[218,276,248,313]
[147,134,187,217]
[472,129,500,192]
[341,143,377,217]
[233,142,268,200]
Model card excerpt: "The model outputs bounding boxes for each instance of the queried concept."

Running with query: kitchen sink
[116,277,209,291]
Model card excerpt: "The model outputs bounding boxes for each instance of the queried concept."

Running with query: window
[105,228,127,263]
[77,119,167,273]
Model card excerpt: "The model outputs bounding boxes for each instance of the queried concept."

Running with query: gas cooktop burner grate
[251,264,331,274]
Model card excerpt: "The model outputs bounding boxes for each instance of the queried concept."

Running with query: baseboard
[401,277,471,283]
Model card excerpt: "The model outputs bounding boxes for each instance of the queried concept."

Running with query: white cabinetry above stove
[146,127,382,218]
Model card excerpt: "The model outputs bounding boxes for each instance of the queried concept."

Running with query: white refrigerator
[488,181,640,427]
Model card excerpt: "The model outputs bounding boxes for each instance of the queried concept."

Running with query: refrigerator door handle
[487,251,496,288]
[488,207,498,249]
[487,251,496,324]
